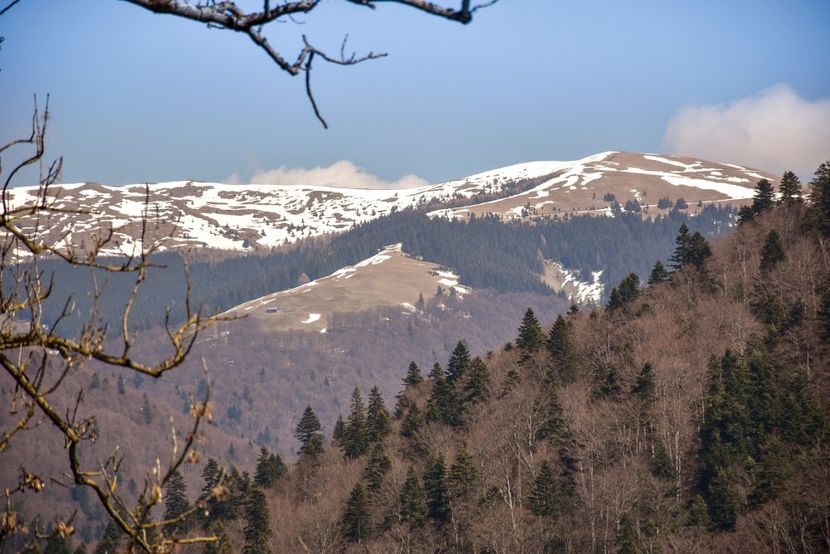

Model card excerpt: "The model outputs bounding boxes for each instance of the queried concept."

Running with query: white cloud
[226,160,430,190]
[664,84,830,178]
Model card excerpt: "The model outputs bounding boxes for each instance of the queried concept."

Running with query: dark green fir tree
[516,307,545,354]
[363,443,392,493]
[163,470,191,535]
[446,341,471,383]
[423,456,451,524]
[342,388,368,459]
[366,387,392,443]
[294,405,323,460]
[778,170,801,203]
[399,467,427,528]
[242,487,272,554]
[463,357,492,405]
[403,361,423,387]
[342,482,371,543]
[759,229,785,272]
[647,260,669,285]
[528,460,560,517]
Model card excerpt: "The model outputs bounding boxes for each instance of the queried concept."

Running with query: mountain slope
[7,152,775,256]
[225,243,468,333]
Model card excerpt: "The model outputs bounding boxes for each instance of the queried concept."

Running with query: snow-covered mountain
[7,151,776,256]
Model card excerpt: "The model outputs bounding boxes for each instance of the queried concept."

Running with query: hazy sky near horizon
[2,0,829,187]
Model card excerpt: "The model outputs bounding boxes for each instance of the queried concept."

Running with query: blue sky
[2,0,829,185]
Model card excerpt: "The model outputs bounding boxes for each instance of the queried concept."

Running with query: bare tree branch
[121,0,497,126]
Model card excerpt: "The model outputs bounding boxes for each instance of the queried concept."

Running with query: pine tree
[294,405,323,459]
[200,458,223,525]
[446,341,471,383]
[516,307,545,354]
[399,467,427,528]
[753,178,776,213]
[423,456,451,524]
[647,260,669,285]
[809,160,830,236]
[686,232,712,269]
[547,315,576,383]
[607,274,639,310]
[759,229,785,272]
[448,443,479,497]
[342,482,371,542]
[366,386,392,443]
[164,470,191,535]
[400,404,425,438]
[204,522,232,554]
[668,223,691,270]
[818,285,830,341]
[616,513,638,554]
[342,387,368,459]
[650,443,676,480]
[363,443,392,493]
[242,487,272,554]
[463,357,491,405]
[606,287,623,311]
[779,170,801,203]
[403,361,423,387]
[332,416,346,445]
[631,363,656,402]
[426,370,460,426]
[428,362,445,381]
[528,460,560,517]
[294,405,322,448]
[254,447,286,488]
[538,385,566,441]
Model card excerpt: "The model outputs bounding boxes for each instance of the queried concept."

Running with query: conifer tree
[254,447,286,488]
[423,456,451,524]
[242,486,272,554]
[426,370,460,426]
[363,443,392,493]
[204,522,232,554]
[759,230,785,272]
[400,404,425,438]
[647,260,669,285]
[342,482,371,543]
[446,341,471,383]
[616,513,638,554]
[779,171,801,203]
[818,285,830,342]
[607,274,639,310]
[809,160,830,236]
[538,385,566,441]
[606,287,623,311]
[650,443,676,480]
[294,405,322,448]
[332,416,346,445]
[516,307,545,354]
[739,178,776,224]
[448,443,479,497]
[403,361,423,387]
[200,458,223,525]
[399,467,427,528]
[428,362,445,381]
[366,387,392,443]
[463,357,491,405]
[668,223,691,270]
[631,363,656,402]
[547,315,576,383]
[294,405,323,459]
[686,232,712,269]
[528,460,560,517]
[343,387,369,459]
[45,534,72,554]
[163,470,191,535]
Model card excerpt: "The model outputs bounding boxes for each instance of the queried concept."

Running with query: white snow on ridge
[302,313,321,324]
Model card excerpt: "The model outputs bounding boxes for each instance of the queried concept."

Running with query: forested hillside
[32,167,829,553]
[28,205,736,337]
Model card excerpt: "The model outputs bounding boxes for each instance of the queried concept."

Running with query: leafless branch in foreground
[123,0,498,126]
[0,100,232,552]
